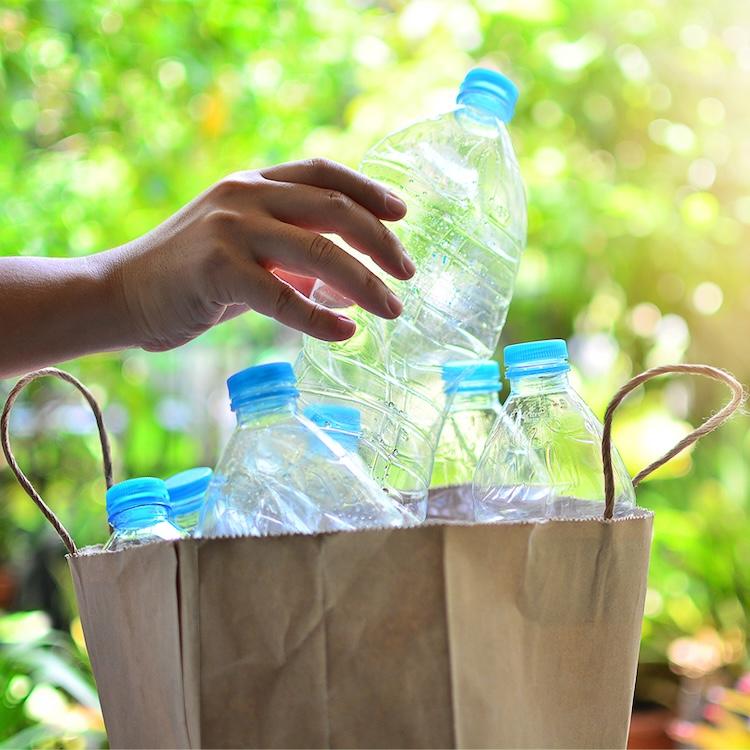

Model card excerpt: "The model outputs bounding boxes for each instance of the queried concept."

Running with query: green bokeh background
[1,0,749,743]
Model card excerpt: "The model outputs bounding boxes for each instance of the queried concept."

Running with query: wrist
[82,247,139,351]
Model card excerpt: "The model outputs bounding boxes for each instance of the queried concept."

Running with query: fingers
[260,158,407,222]
[258,224,403,320]
[264,182,414,280]
[217,303,250,324]
[272,269,316,297]
[219,264,357,341]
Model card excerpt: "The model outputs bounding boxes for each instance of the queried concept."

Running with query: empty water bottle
[299,67,528,504]
[197,363,415,538]
[165,467,213,533]
[104,477,186,551]
[309,66,526,362]
[362,66,527,363]
[429,360,503,520]
[500,339,636,518]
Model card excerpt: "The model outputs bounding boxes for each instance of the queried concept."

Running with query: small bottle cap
[106,477,169,520]
[456,68,519,122]
[226,362,298,412]
[165,467,213,516]
[442,360,501,394]
[504,339,570,379]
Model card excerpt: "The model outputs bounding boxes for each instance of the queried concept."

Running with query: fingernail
[386,291,403,317]
[335,314,356,334]
[401,254,416,277]
[385,192,407,216]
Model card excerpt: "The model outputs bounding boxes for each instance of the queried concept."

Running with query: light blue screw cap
[226,362,298,412]
[106,477,169,521]
[457,68,519,122]
[504,339,570,379]
[442,360,501,394]
[165,467,213,516]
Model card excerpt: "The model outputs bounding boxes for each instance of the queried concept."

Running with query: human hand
[102,158,413,352]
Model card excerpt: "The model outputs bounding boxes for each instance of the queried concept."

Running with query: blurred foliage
[0,611,104,748]
[1,0,750,737]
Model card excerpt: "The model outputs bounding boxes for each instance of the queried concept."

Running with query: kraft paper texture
[69,489,653,749]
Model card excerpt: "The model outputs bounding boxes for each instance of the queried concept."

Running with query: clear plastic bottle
[472,417,553,523]
[501,339,636,518]
[197,362,416,538]
[361,67,527,364]
[298,67,527,504]
[165,467,213,534]
[104,477,187,551]
[429,360,503,520]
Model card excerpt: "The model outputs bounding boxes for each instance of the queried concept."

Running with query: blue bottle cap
[456,68,519,122]
[226,362,298,412]
[504,339,570,379]
[106,477,170,520]
[165,467,213,516]
[304,404,361,453]
[442,360,501,394]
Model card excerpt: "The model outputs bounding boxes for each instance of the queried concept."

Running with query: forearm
[0,161,411,377]
[0,254,133,378]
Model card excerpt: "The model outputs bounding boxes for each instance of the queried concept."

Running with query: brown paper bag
[1,364,743,749]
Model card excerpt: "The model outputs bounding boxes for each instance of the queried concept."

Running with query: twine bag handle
[602,364,744,520]
[1,368,114,555]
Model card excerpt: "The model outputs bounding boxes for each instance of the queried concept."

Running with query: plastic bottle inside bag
[499,339,636,518]
[429,360,504,520]
[165,467,213,534]
[197,362,417,538]
[297,67,527,506]
[104,477,187,551]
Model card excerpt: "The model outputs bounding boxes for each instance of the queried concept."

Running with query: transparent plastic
[472,409,554,522]
[172,508,201,534]
[357,105,527,363]
[104,505,186,551]
[294,362,444,519]
[297,82,527,509]
[303,404,362,454]
[165,467,212,534]
[502,372,636,518]
[197,397,418,538]
[430,391,502,521]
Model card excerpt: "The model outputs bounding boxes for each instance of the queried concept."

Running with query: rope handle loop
[1,368,114,554]
[602,364,744,519]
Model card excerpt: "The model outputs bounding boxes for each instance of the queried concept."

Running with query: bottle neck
[455,103,505,138]
[508,372,571,397]
[235,395,297,425]
[448,390,500,411]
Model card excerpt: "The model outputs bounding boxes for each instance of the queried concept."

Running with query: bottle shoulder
[362,109,526,240]
[506,387,596,419]
[504,386,636,504]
